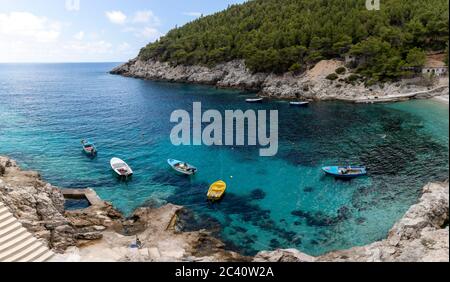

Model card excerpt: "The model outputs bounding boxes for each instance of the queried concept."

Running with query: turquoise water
[0,63,448,256]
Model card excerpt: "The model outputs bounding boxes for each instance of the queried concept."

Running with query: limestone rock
[254,249,316,262]
[255,182,449,262]
[111,59,449,101]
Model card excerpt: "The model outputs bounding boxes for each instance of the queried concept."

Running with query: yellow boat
[207,180,227,201]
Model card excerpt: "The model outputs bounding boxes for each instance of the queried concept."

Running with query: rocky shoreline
[111,59,449,103]
[255,182,449,262]
[0,156,246,262]
[1,156,448,262]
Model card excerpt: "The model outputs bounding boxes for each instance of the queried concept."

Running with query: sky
[0,0,246,63]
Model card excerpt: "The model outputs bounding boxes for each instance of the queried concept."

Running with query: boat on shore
[207,180,227,201]
[110,158,133,177]
[290,101,309,107]
[167,159,197,175]
[81,139,97,156]
[246,98,263,103]
[322,166,367,179]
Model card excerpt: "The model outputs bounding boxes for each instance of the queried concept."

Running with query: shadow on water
[0,64,448,257]
[148,169,310,255]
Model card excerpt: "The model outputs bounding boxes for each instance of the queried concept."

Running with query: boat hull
[322,166,367,178]
[167,159,197,175]
[246,98,263,103]
[290,102,309,107]
[81,140,97,156]
[207,180,227,201]
[110,158,133,177]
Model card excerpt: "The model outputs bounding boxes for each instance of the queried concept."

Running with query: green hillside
[139,0,449,83]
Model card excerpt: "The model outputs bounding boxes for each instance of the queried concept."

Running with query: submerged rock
[291,206,352,227]
[255,182,449,262]
[1,156,246,262]
[2,156,448,262]
[249,189,266,200]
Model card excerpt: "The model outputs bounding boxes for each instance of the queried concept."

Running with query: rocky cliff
[0,156,245,261]
[111,59,449,102]
[254,182,449,262]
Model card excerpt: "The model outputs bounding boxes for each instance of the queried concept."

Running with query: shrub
[335,67,347,75]
[326,73,339,81]
[346,74,360,82]
[289,63,302,73]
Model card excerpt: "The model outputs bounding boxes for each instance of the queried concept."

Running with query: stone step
[0,200,54,262]
[0,240,43,262]
[0,221,22,238]
[33,249,55,262]
[0,212,13,222]
[0,231,33,253]
[0,227,28,246]
[10,245,52,262]
[0,216,16,229]
[0,236,36,260]
[0,206,9,216]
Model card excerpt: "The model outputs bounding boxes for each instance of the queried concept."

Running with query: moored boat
[290,101,309,107]
[246,98,263,103]
[322,166,367,178]
[81,139,97,156]
[167,159,197,175]
[110,157,133,177]
[207,180,227,201]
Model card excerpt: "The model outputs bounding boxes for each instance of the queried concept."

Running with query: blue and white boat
[168,159,197,175]
[322,166,367,178]
[290,101,309,107]
[81,139,97,156]
[246,98,263,103]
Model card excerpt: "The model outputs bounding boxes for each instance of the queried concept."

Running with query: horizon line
[0,61,126,64]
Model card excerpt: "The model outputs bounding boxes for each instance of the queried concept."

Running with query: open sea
[0,63,448,256]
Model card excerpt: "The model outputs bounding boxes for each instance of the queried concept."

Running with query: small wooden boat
[322,166,367,179]
[110,158,133,177]
[290,101,309,107]
[207,180,227,201]
[81,139,97,156]
[167,159,197,175]
[246,98,263,103]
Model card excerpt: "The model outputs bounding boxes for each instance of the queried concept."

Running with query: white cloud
[73,31,84,40]
[0,10,162,62]
[105,10,127,25]
[65,0,80,12]
[0,12,61,43]
[133,10,160,25]
[183,12,202,17]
